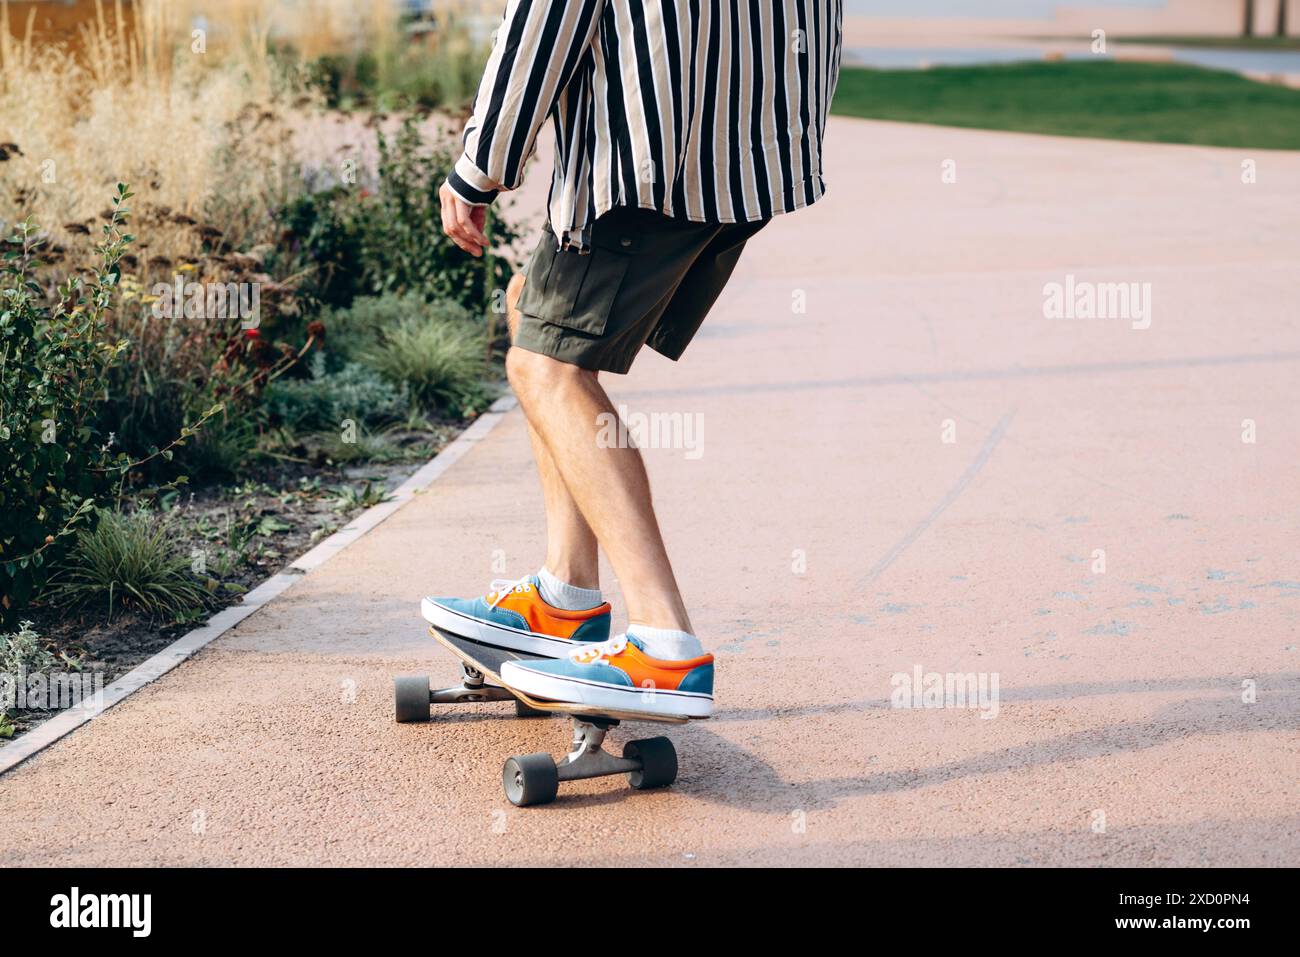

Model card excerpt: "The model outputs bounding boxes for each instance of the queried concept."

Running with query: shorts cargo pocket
[534,232,636,337]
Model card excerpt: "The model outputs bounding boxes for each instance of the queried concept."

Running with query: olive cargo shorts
[514,206,768,374]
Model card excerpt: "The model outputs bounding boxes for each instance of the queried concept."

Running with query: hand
[439,182,490,258]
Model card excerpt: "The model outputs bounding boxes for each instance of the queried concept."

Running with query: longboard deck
[431,625,541,685]
[430,626,691,725]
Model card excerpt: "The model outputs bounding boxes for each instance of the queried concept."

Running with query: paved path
[3,118,1298,865]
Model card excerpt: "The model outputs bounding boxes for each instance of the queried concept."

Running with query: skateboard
[394,626,696,806]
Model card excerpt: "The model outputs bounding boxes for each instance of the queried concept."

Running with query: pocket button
[620,237,632,248]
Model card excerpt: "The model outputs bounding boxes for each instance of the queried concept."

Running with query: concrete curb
[0,395,518,777]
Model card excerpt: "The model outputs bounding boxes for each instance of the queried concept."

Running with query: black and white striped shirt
[447,0,844,249]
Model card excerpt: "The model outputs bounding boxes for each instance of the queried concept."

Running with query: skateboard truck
[397,627,687,805]
[396,664,548,719]
[397,674,679,805]
[503,718,678,807]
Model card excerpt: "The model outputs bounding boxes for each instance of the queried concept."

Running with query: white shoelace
[569,634,628,663]
[485,577,534,610]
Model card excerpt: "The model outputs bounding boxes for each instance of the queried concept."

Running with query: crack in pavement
[863,410,1016,585]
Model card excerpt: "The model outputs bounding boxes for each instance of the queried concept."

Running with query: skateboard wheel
[503,753,559,807]
[393,676,431,723]
[513,698,550,719]
[624,737,677,790]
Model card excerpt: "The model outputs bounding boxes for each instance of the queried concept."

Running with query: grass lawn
[1114,35,1300,51]
[831,60,1300,150]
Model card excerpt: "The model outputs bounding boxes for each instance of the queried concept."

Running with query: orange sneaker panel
[609,645,714,691]
[495,592,611,638]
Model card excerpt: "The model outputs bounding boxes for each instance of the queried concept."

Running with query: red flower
[244,328,261,339]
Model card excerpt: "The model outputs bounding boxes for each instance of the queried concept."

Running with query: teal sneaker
[501,635,714,718]
[421,576,611,657]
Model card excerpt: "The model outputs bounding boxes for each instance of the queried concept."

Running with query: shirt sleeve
[446,0,605,206]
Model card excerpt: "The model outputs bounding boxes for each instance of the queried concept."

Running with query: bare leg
[506,275,599,590]
[506,345,693,635]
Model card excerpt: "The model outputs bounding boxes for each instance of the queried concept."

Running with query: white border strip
[0,395,518,776]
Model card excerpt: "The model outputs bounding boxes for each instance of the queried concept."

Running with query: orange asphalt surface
[1,118,1297,865]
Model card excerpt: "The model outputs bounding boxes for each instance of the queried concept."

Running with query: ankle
[626,624,704,660]
[625,600,693,637]
[537,566,603,611]
[540,553,598,592]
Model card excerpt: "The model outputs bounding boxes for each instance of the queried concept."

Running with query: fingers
[439,183,479,257]
[469,204,489,244]
[456,201,490,249]
[439,182,486,258]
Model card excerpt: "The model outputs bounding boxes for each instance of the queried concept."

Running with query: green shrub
[377,37,487,111]
[0,189,132,625]
[0,188,224,625]
[264,358,408,430]
[361,313,486,416]
[318,429,403,465]
[0,619,65,732]
[282,185,369,308]
[179,411,259,480]
[0,620,56,681]
[47,509,213,623]
[282,116,519,311]
[306,52,380,110]
[304,20,488,112]
[320,293,419,362]
[99,269,300,485]
[96,257,315,487]
[365,117,510,307]
[323,292,473,363]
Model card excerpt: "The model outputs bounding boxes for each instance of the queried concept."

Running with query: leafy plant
[322,293,472,363]
[306,51,381,110]
[47,509,213,623]
[281,186,369,308]
[179,410,259,480]
[99,263,300,485]
[0,620,56,681]
[366,116,517,308]
[264,358,408,431]
[0,187,131,623]
[100,254,320,488]
[282,116,520,312]
[330,481,392,512]
[317,427,403,465]
[303,13,489,111]
[361,313,486,417]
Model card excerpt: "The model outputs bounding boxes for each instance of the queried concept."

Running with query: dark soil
[2,422,463,741]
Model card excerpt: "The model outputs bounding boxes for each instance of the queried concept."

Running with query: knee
[506,346,588,403]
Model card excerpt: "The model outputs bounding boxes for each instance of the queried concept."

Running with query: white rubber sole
[499,661,713,719]
[420,597,584,658]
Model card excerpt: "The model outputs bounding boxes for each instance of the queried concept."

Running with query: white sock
[537,567,602,611]
[626,625,704,660]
